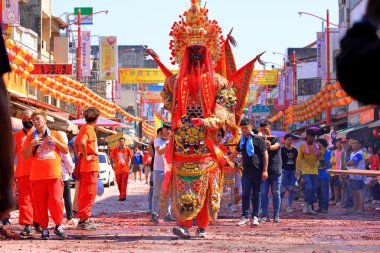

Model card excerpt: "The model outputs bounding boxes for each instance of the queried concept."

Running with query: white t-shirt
[347,150,365,180]
[153,138,169,171]
[58,131,74,181]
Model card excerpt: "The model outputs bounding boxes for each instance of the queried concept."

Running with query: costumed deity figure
[145,0,264,239]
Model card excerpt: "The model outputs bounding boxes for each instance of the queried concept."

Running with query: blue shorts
[349,179,364,191]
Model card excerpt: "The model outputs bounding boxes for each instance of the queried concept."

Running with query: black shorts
[331,175,341,187]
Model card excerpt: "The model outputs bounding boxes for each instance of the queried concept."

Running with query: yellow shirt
[296,143,323,175]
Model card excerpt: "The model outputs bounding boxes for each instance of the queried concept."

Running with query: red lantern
[7,51,15,62]
[24,53,33,62]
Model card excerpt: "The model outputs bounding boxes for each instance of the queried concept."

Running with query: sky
[52,0,339,69]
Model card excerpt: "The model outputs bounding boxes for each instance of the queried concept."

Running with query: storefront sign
[143,91,163,103]
[99,36,118,81]
[32,64,73,75]
[360,109,374,124]
[251,70,279,86]
[4,72,26,96]
[106,132,124,150]
[348,114,360,127]
[119,68,178,84]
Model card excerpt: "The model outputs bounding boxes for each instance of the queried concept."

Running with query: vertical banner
[277,73,285,106]
[285,68,293,102]
[317,32,326,78]
[2,0,19,24]
[114,81,122,99]
[99,36,118,81]
[81,31,91,77]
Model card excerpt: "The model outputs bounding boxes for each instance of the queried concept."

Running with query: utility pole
[326,9,331,125]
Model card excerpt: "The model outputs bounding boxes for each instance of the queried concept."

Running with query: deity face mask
[188,45,206,68]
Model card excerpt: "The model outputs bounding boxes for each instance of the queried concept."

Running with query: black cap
[163,122,171,129]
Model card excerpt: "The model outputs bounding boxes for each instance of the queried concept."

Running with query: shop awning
[46,111,78,134]
[10,101,55,122]
[71,118,123,127]
[368,120,380,128]
[95,127,117,135]
[336,124,370,138]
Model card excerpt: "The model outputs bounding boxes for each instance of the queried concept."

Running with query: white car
[98,152,116,187]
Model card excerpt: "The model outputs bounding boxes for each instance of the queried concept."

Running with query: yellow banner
[99,36,118,81]
[119,68,178,84]
[251,70,279,85]
[4,72,27,96]
[143,91,163,102]
[245,91,257,104]
[106,132,133,150]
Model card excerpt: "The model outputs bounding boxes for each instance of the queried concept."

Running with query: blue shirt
[133,151,143,165]
[69,136,78,164]
[318,149,332,180]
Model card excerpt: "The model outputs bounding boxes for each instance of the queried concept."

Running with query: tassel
[227,27,238,47]
[257,51,266,67]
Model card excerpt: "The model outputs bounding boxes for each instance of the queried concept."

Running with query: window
[298,78,322,96]
[99,154,107,164]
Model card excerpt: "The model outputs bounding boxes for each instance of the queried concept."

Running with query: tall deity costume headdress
[145,0,265,126]
[168,0,227,122]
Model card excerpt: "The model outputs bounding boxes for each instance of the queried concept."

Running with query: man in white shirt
[58,131,75,224]
[346,138,366,213]
[151,123,172,224]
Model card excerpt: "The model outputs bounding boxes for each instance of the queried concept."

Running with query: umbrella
[71,117,125,127]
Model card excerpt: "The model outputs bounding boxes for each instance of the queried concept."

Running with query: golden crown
[169,0,224,65]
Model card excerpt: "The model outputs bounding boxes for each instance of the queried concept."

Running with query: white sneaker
[304,205,317,214]
[286,207,294,213]
[251,216,259,226]
[237,217,250,226]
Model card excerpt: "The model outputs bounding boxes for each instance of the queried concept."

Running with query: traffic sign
[74,7,93,25]
[251,105,270,113]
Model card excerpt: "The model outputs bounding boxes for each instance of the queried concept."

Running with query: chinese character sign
[317,32,326,78]
[143,91,163,103]
[81,31,91,77]
[32,64,73,75]
[119,68,178,84]
[2,0,19,24]
[277,73,285,106]
[285,68,293,101]
[251,70,279,85]
[99,36,118,81]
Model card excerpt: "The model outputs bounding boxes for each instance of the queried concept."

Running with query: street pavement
[1,178,380,252]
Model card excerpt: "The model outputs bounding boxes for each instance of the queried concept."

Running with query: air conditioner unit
[41,40,47,50]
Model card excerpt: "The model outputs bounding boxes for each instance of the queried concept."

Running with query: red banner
[32,64,73,75]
